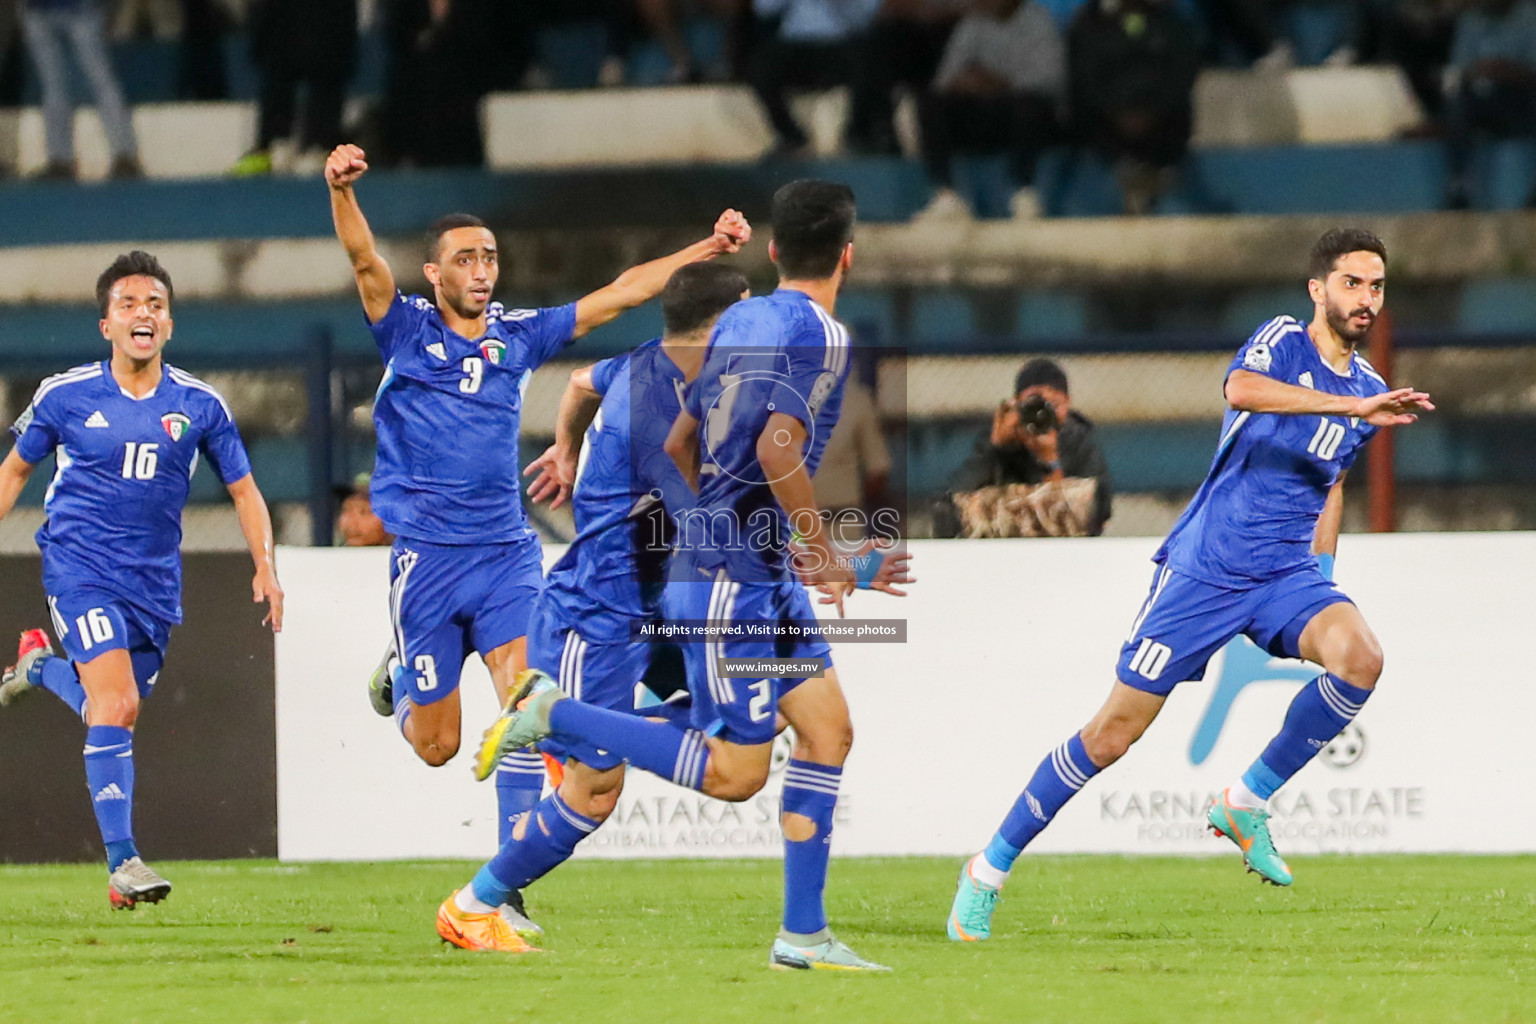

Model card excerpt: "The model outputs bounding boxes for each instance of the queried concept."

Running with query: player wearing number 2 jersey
[947,228,1436,942]
[0,251,283,909]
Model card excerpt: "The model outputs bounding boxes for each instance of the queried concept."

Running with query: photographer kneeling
[935,358,1113,537]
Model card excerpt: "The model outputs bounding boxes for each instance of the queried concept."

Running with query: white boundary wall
[275,533,1532,862]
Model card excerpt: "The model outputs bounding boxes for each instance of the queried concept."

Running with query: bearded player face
[1310,249,1384,347]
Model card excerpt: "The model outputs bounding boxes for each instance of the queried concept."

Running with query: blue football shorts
[1116,563,1351,696]
[389,534,543,707]
[48,589,172,697]
[677,570,833,746]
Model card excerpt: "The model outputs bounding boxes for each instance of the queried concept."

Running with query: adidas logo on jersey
[93,783,127,802]
[425,342,447,361]
[84,411,110,428]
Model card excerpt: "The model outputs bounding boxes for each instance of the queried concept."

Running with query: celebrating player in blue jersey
[947,228,1436,941]
[430,263,751,953]
[0,251,283,909]
[478,180,911,971]
[324,145,749,850]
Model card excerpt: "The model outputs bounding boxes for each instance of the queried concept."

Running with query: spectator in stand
[232,0,356,176]
[911,0,1064,221]
[1441,0,1536,209]
[1068,0,1200,215]
[336,476,392,547]
[379,0,488,167]
[749,0,880,158]
[20,0,141,180]
[813,377,893,543]
[935,358,1112,537]
[846,0,965,154]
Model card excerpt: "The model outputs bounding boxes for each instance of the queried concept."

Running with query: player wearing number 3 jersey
[947,228,1436,941]
[324,143,750,937]
[0,251,282,909]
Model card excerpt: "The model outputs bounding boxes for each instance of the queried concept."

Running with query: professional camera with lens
[1015,394,1058,434]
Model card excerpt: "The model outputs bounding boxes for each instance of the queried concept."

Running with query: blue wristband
[850,551,882,589]
[1316,553,1335,581]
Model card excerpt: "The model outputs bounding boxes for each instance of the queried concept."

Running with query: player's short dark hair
[661,263,749,336]
[770,179,856,280]
[1309,228,1387,281]
[1014,357,1069,397]
[96,250,173,317]
[426,213,489,262]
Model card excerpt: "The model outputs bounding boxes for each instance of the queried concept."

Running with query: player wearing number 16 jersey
[0,251,283,909]
[947,228,1437,941]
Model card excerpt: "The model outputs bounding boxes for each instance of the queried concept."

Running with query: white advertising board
[275,534,1534,861]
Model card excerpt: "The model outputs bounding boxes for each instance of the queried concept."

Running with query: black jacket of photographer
[934,409,1113,536]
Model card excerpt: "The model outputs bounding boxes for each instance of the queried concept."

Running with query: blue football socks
[780,760,842,937]
[83,725,138,870]
[471,791,599,906]
[34,656,86,719]
[1243,672,1372,800]
[985,734,1102,875]
[495,750,545,846]
[547,700,709,790]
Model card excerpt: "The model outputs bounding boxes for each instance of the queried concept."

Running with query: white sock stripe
[784,765,843,785]
[1317,676,1363,719]
[674,731,706,785]
[783,779,842,797]
[1051,744,1090,790]
[83,743,131,755]
[550,797,598,834]
[1056,743,1091,787]
[1319,675,1364,711]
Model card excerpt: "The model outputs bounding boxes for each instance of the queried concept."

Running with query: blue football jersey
[541,339,697,642]
[9,360,253,623]
[1156,316,1390,587]
[681,289,849,582]
[369,292,577,545]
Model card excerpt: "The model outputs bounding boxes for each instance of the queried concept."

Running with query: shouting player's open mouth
[128,323,158,355]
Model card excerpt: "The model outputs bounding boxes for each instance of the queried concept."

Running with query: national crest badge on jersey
[479,339,507,365]
[161,412,191,441]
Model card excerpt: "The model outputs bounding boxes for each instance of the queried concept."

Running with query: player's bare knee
[412,734,459,767]
[1333,632,1383,689]
[1079,720,1136,768]
[794,719,852,766]
[93,695,138,728]
[704,762,768,802]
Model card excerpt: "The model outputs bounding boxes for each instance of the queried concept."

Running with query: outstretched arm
[0,449,35,522]
[524,365,603,509]
[1226,370,1434,426]
[227,473,284,632]
[326,144,395,325]
[572,210,750,338]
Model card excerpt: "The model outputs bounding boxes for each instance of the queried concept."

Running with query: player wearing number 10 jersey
[947,228,1437,941]
[0,251,283,909]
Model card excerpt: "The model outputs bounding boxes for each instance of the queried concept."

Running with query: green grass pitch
[1,856,1533,1023]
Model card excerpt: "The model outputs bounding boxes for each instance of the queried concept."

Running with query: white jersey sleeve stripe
[167,367,235,420]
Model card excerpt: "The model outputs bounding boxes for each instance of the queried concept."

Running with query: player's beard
[1325,300,1374,347]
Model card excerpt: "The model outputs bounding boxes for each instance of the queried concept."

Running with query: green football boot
[1207,790,1293,886]
[473,670,563,781]
[770,934,890,972]
[947,857,1003,941]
